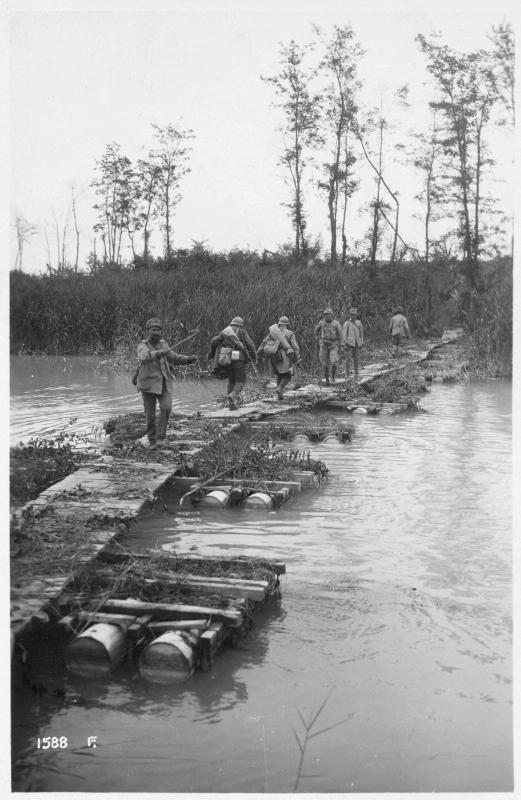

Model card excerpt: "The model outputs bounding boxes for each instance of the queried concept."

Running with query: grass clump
[10,504,124,586]
[179,429,299,482]
[264,410,353,442]
[104,412,147,442]
[10,433,87,508]
[366,365,428,403]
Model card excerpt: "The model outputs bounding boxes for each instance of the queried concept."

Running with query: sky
[4,0,518,273]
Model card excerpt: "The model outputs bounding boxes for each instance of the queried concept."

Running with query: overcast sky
[5,0,517,273]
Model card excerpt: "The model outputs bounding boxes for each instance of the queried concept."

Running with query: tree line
[262,23,514,273]
[12,23,514,275]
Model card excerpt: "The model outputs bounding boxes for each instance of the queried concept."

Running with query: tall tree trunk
[328,175,337,267]
[72,188,80,272]
[473,114,484,265]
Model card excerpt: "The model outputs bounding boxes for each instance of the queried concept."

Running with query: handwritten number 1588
[37,737,68,749]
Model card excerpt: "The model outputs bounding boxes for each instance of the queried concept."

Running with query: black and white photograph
[5,0,516,794]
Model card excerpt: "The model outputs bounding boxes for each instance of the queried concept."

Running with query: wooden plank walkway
[11,328,463,640]
[11,456,179,637]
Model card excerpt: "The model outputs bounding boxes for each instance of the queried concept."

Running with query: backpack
[263,339,280,357]
[217,346,233,366]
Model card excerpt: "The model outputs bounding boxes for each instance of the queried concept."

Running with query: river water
[10,356,513,792]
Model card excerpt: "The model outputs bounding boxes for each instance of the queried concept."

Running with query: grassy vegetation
[367,365,429,402]
[11,252,511,375]
[10,433,88,508]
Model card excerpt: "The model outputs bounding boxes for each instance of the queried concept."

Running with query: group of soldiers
[135,307,410,448]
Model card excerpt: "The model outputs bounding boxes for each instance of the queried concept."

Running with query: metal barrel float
[321,434,343,446]
[243,492,274,510]
[198,489,230,508]
[138,629,200,683]
[66,623,127,678]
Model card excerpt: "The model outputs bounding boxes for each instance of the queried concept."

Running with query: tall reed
[10,252,512,375]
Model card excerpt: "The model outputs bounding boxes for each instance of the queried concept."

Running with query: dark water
[10,356,512,792]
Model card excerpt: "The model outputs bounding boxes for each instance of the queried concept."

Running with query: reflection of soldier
[314,307,344,385]
[389,306,410,357]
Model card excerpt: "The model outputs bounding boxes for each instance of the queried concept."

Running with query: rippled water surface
[11,356,512,792]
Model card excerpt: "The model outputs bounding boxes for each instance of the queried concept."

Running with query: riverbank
[10,255,512,377]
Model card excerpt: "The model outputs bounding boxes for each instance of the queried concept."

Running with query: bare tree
[417,35,500,273]
[70,184,85,272]
[135,157,162,268]
[262,41,322,266]
[149,124,194,262]
[489,22,515,125]
[315,24,362,268]
[13,214,37,271]
[352,108,400,265]
[92,141,135,265]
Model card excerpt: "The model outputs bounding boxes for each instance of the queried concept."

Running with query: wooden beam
[147,620,210,633]
[100,598,245,627]
[199,622,229,667]
[71,611,138,628]
[98,551,286,575]
[141,572,267,601]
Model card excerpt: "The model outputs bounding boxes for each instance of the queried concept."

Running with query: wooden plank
[73,611,138,627]
[147,619,210,633]
[144,572,267,601]
[97,551,287,575]
[101,598,245,627]
[199,622,229,665]
[161,555,287,576]
[290,470,318,487]
[179,576,267,602]
[177,574,269,590]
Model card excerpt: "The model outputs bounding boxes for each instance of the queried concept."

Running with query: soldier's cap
[230,316,245,327]
[146,317,162,330]
[278,316,290,326]
[324,307,333,315]
[350,307,358,315]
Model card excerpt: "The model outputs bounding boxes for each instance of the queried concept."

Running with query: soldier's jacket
[136,338,194,394]
[314,319,344,345]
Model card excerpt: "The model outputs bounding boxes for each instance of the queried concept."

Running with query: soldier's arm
[166,350,197,365]
[138,342,160,362]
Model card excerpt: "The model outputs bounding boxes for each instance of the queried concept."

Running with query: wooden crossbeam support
[100,598,245,627]
[147,619,210,633]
